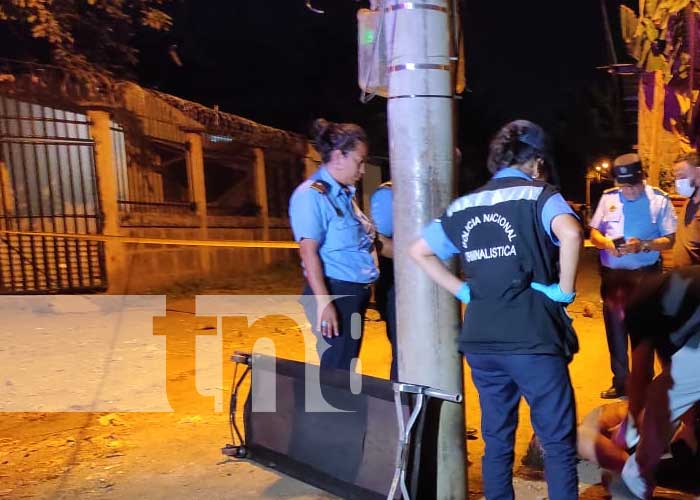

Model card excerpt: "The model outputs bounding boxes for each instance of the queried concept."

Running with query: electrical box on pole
[357,4,465,99]
[357,8,389,97]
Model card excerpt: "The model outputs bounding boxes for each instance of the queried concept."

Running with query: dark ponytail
[312,118,368,163]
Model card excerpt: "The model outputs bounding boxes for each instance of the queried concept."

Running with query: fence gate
[0,95,107,293]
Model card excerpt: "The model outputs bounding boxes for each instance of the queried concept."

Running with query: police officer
[672,152,700,266]
[409,120,582,500]
[369,180,397,380]
[289,118,378,371]
[589,153,677,399]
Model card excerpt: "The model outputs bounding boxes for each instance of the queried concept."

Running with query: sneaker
[600,385,626,399]
[621,453,649,499]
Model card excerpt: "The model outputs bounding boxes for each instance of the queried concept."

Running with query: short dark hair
[674,152,700,166]
[312,118,368,163]
[486,120,550,174]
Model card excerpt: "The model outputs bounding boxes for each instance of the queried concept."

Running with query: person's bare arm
[627,340,655,424]
[590,227,620,257]
[299,238,338,337]
[623,234,675,254]
[647,233,674,251]
[408,238,463,295]
[552,214,583,294]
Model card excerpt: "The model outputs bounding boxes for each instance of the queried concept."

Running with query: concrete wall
[118,215,296,292]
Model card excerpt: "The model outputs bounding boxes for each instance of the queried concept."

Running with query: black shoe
[600,386,625,399]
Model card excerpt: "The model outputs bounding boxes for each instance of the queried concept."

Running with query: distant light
[601,161,609,169]
[361,29,375,45]
[595,166,601,171]
[207,134,234,143]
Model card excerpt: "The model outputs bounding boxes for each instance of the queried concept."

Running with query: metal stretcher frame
[223,351,462,500]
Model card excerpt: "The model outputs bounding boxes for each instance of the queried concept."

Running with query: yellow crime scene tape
[0,229,595,249]
[0,229,300,249]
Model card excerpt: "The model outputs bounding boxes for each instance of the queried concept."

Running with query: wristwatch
[641,240,652,253]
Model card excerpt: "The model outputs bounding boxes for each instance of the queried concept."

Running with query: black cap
[612,153,644,184]
[512,119,548,152]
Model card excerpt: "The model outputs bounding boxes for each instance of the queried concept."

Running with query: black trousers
[375,256,398,380]
[301,278,371,371]
[599,261,661,389]
[384,284,397,380]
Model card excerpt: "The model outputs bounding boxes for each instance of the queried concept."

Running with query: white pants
[624,332,700,448]
[668,332,700,421]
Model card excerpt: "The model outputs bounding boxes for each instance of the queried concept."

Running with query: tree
[0,0,172,77]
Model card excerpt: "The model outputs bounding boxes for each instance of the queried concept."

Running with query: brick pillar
[253,148,271,264]
[87,109,127,293]
[185,132,210,274]
[304,142,320,179]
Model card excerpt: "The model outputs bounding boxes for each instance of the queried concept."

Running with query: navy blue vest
[441,177,576,357]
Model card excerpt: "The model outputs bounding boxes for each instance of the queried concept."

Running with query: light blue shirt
[370,184,393,237]
[422,168,575,260]
[289,166,378,283]
[590,185,677,269]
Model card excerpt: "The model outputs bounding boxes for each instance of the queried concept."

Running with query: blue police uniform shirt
[289,166,379,283]
[422,167,575,260]
[370,185,393,237]
[590,185,677,269]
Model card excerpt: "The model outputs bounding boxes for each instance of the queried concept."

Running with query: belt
[326,277,373,290]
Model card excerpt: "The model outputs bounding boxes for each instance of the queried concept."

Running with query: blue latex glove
[455,282,471,304]
[530,282,576,304]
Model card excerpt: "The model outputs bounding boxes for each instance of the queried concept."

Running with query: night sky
[137,1,635,200]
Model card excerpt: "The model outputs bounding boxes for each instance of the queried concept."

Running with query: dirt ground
[0,249,696,499]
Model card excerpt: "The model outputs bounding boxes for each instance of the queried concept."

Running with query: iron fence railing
[0,94,107,293]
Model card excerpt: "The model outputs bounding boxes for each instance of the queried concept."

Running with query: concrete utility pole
[384,1,467,498]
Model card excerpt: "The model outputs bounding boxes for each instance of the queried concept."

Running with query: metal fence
[0,95,107,293]
[112,127,195,217]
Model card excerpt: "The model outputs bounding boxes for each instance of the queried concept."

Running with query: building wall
[0,83,304,293]
[637,71,684,190]
[118,216,295,292]
[110,88,304,292]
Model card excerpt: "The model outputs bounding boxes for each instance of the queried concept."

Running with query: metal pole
[385,0,467,498]
[585,175,592,225]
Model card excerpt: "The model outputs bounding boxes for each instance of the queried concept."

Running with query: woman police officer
[289,118,378,371]
[409,120,582,499]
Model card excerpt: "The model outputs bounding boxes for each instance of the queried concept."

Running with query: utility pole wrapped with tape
[384,0,467,498]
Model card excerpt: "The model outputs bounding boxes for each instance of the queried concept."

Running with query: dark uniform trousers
[302,278,371,371]
[599,261,661,391]
[467,353,577,500]
[384,285,397,380]
[375,255,398,380]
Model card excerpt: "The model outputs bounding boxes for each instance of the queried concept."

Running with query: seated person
[578,401,698,475]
